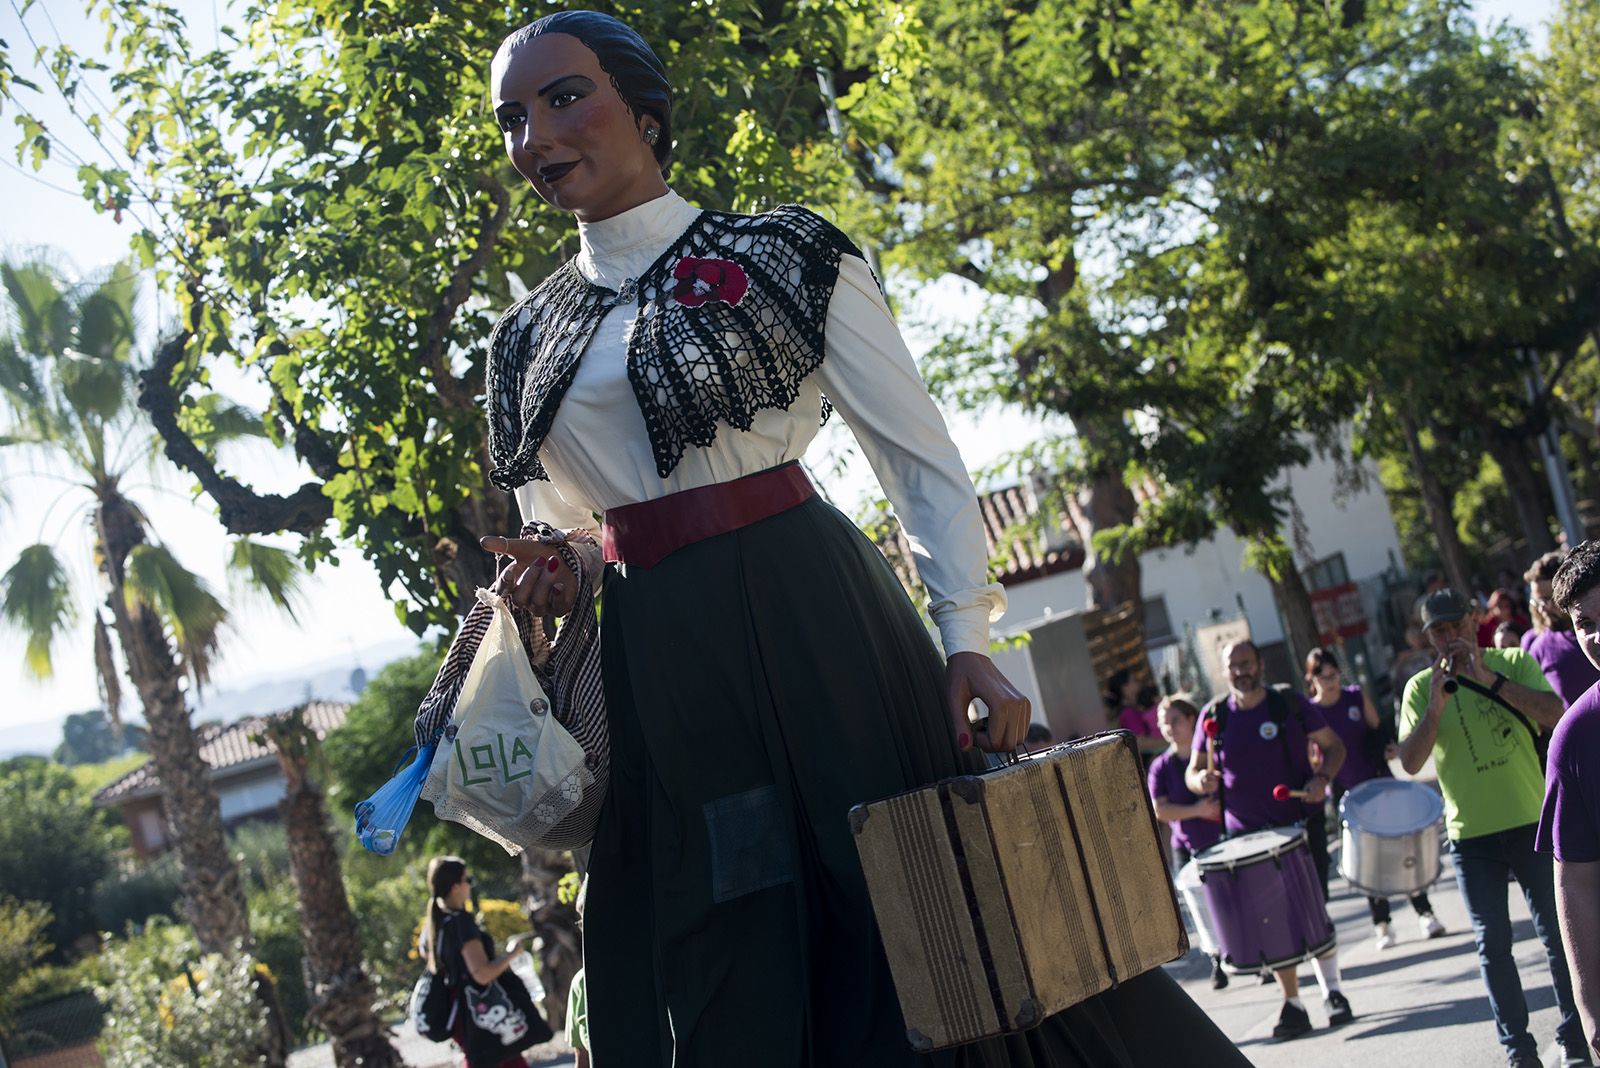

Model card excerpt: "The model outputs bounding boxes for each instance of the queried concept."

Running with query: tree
[3,0,874,634]
[0,256,303,1065]
[0,757,114,956]
[260,709,402,1068]
[0,897,52,1032]
[54,708,147,766]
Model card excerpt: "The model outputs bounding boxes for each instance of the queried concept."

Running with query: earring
[643,126,660,146]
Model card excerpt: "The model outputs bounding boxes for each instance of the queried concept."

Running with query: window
[1144,597,1175,646]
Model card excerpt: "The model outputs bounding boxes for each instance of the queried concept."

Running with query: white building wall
[994,446,1403,652]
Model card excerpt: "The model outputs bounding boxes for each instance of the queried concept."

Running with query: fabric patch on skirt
[704,785,796,903]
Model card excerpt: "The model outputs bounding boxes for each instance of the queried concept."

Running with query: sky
[0,0,1560,731]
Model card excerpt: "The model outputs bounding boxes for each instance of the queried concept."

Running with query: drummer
[1305,646,1448,950]
[1188,639,1355,1041]
[1147,695,1226,989]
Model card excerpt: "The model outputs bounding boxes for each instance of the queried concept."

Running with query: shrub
[95,920,271,1068]
[0,896,52,1029]
[93,853,181,935]
[474,898,529,949]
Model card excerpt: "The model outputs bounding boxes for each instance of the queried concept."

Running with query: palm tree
[0,255,303,1064]
[261,708,402,1068]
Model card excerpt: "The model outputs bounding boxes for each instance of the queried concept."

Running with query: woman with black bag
[420,856,552,1068]
[1306,648,1448,951]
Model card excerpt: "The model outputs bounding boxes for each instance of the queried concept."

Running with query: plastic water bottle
[508,950,545,1003]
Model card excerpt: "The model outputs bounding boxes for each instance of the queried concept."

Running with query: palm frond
[122,543,228,687]
[187,395,268,448]
[93,610,123,730]
[227,538,307,623]
[1,260,72,356]
[56,350,131,425]
[0,544,77,678]
[0,332,44,414]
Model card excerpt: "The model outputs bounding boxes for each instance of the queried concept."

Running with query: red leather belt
[602,462,816,568]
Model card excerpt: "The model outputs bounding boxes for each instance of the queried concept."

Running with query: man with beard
[1188,640,1353,1041]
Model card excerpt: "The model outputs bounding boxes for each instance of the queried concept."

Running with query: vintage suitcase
[848,729,1187,1052]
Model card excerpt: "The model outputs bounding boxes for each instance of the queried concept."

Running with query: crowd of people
[1134,547,1600,1067]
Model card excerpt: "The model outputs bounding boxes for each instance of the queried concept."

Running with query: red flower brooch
[671,257,749,308]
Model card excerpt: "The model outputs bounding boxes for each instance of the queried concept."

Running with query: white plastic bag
[421,588,594,855]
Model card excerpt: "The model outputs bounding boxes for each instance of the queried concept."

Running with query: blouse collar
[575,188,700,285]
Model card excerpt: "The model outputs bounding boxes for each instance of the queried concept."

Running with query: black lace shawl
[485,204,865,491]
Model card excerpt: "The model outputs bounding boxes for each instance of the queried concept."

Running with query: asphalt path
[1167,841,1575,1068]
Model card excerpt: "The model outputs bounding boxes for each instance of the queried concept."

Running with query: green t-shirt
[1400,646,1551,840]
[566,966,588,1052]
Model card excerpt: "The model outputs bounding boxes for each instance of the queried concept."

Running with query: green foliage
[68,750,150,792]
[226,539,308,624]
[121,544,229,687]
[92,853,182,936]
[56,711,147,768]
[0,896,53,1028]
[0,544,75,678]
[474,898,527,948]
[0,0,881,634]
[342,860,427,1018]
[0,757,115,956]
[228,821,292,894]
[95,919,271,1068]
[247,881,310,1043]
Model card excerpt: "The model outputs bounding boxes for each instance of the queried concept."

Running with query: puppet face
[492,32,665,222]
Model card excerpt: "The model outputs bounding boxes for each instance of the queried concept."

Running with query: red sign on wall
[1309,582,1369,644]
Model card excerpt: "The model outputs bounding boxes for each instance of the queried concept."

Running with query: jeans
[1450,822,1583,1059]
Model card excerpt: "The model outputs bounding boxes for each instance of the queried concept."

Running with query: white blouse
[512,189,1005,657]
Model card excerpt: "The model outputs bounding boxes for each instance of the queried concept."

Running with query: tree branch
[419,175,510,409]
[139,324,334,536]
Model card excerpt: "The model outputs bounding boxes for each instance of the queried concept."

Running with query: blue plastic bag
[354,744,436,856]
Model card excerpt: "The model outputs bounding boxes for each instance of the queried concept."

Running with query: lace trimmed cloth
[412,523,608,851]
[485,204,865,490]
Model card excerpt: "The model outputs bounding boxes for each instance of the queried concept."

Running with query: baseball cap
[1420,588,1470,629]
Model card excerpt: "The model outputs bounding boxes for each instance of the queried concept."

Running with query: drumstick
[1273,783,1312,801]
[1202,717,1219,772]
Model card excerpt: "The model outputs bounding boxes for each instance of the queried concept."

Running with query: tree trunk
[265,714,403,1068]
[1397,411,1473,594]
[95,491,289,1068]
[1484,426,1557,558]
[519,848,580,1032]
[1267,555,1322,676]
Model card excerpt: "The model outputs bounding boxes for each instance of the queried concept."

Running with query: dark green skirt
[584,497,1245,1067]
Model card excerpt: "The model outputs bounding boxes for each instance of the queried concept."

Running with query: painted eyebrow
[537,74,594,97]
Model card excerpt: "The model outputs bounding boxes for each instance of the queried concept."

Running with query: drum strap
[1205,688,1307,836]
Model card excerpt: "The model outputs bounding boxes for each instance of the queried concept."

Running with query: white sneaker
[1374,921,1396,950]
[1419,912,1446,939]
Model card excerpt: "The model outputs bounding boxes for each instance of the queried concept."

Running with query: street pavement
[1168,841,1576,1068]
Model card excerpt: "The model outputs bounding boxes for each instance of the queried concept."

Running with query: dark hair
[1553,541,1600,617]
[1159,694,1201,721]
[1222,638,1261,663]
[1493,620,1525,644]
[1303,646,1340,686]
[1526,551,1565,585]
[422,855,468,967]
[1023,722,1055,747]
[500,11,674,176]
[1104,668,1135,709]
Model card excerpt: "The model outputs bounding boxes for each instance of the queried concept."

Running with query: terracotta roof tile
[92,701,351,807]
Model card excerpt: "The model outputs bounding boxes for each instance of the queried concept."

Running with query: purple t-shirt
[1525,629,1600,709]
[1537,679,1600,862]
[1202,688,1329,834]
[1118,704,1159,738]
[1317,685,1385,790]
[1147,748,1222,855]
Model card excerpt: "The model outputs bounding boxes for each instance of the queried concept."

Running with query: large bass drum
[1339,778,1444,898]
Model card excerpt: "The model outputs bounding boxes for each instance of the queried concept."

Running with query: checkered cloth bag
[414,525,608,852]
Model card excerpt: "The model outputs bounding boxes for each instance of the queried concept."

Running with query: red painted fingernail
[958,732,971,750]
[547,557,560,573]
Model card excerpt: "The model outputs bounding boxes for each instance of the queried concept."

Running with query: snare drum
[1175,860,1219,958]
[1195,826,1335,974]
[1339,778,1444,897]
